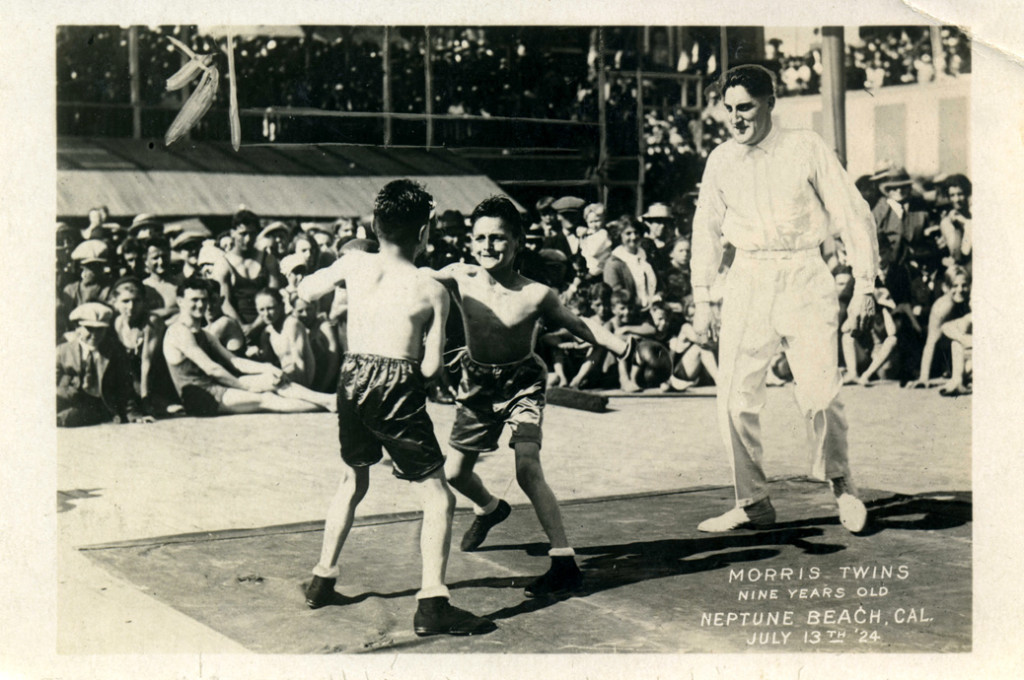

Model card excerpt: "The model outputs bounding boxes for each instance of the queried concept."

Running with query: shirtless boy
[430,196,630,597]
[163,277,335,415]
[297,180,494,637]
[254,288,318,389]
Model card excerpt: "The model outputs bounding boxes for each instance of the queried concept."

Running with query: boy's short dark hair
[255,287,284,306]
[610,289,633,309]
[232,209,261,231]
[119,237,144,256]
[110,275,144,299]
[373,179,434,247]
[588,281,612,306]
[720,64,777,100]
[470,195,524,242]
[177,275,212,298]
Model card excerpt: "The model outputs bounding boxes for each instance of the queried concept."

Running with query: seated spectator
[541,291,592,388]
[937,174,972,270]
[221,209,282,342]
[841,287,900,386]
[163,277,335,416]
[603,217,658,312]
[301,222,339,263]
[196,245,246,356]
[567,283,619,389]
[253,288,324,393]
[57,302,152,427]
[580,202,613,276]
[939,312,972,396]
[141,237,180,321]
[905,265,971,389]
[666,297,719,389]
[108,276,181,417]
[292,296,341,394]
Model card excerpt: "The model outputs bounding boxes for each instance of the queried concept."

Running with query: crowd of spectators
[55,160,973,428]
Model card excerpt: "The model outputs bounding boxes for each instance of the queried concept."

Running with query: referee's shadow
[454,490,970,623]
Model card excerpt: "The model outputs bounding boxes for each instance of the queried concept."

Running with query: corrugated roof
[57,138,515,218]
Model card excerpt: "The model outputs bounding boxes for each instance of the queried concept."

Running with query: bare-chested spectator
[163,277,334,416]
[141,237,179,322]
[57,302,152,427]
[108,276,181,416]
[218,209,282,342]
[197,246,246,356]
[841,287,900,386]
[939,311,972,396]
[905,265,971,389]
[254,288,320,390]
[292,295,342,394]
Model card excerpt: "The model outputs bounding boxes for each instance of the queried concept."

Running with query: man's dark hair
[720,64,777,100]
[373,179,434,247]
[232,209,261,231]
[470,195,524,242]
[255,287,283,306]
[943,174,972,199]
[177,275,212,298]
[144,237,170,254]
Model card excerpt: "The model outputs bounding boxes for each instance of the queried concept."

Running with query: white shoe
[698,498,776,532]
[836,493,867,533]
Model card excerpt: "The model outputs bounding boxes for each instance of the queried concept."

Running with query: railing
[56,101,600,150]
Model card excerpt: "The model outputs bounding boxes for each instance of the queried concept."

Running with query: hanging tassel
[227,31,241,151]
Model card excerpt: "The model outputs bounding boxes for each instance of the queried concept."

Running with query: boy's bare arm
[421,262,469,299]
[420,280,450,380]
[298,254,357,303]
[540,288,628,357]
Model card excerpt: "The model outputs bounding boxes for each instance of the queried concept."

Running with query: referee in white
[690,64,879,533]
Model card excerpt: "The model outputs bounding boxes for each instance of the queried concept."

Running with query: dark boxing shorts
[449,352,546,453]
[336,353,444,481]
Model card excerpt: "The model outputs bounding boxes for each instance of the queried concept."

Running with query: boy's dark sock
[460,499,511,552]
[413,597,497,636]
[524,555,583,598]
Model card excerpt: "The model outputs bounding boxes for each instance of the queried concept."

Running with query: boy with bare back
[296,180,494,637]
[430,196,631,598]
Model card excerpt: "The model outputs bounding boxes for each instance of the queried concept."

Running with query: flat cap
[69,302,114,327]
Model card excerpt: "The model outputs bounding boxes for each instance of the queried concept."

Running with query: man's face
[834,272,853,298]
[338,222,356,240]
[723,85,774,146]
[145,246,168,276]
[178,288,209,321]
[312,231,332,249]
[886,184,911,204]
[178,244,201,267]
[670,240,691,268]
[233,225,256,250]
[255,294,283,326]
[294,239,315,266]
[471,216,518,271]
[80,261,103,284]
[77,324,107,347]
[948,186,968,212]
[113,288,143,322]
[646,219,669,241]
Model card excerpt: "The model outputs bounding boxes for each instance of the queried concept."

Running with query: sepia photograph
[2,1,1023,679]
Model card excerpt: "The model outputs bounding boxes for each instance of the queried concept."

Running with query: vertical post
[597,27,607,203]
[424,26,434,147]
[821,26,847,166]
[635,30,645,216]
[930,25,946,79]
[719,26,729,75]
[383,26,393,146]
[695,77,704,155]
[128,26,141,139]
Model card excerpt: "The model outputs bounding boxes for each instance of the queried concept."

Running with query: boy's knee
[340,466,370,498]
[514,449,544,488]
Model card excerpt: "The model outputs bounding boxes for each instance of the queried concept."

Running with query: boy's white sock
[548,547,575,558]
[474,497,500,516]
[312,564,341,579]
